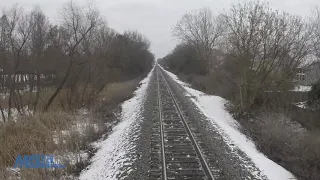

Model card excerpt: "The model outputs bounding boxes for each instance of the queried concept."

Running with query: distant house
[295,62,320,86]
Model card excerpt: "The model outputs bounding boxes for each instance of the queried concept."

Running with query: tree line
[0,1,154,121]
[160,1,320,113]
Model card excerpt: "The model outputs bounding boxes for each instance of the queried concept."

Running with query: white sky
[0,0,319,58]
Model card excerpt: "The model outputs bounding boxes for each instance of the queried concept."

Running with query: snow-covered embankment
[80,68,153,180]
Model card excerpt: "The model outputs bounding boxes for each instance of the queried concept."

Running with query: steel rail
[158,66,215,180]
[156,66,168,180]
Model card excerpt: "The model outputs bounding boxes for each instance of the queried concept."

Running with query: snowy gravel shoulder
[79,68,154,180]
[161,67,296,180]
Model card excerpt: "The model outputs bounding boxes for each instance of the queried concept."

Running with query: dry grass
[0,88,74,111]
[92,79,140,116]
[0,79,141,179]
[0,112,73,167]
[0,78,140,114]
[0,110,108,179]
[98,79,140,105]
[0,111,75,179]
[239,111,320,180]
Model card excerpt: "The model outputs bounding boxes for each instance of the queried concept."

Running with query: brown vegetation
[237,109,320,180]
[0,79,141,179]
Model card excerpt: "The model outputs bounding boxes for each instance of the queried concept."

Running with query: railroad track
[148,66,216,180]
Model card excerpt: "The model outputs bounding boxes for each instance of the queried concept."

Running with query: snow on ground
[292,85,312,92]
[0,107,33,122]
[295,101,308,109]
[0,93,8,99]
[52,114,99,145]
[161,67,296,180]
[79,68,154,180]
[294,101,317,111]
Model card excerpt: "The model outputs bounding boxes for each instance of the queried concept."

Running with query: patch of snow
[52,115,100,145]
[292,85,312,92]
[59,151,89,166]
[295,101,308,109]
[161,67,296,180]
[78,108,90,116]
[294,101,317,111]
[73,120,95,135]
[79,67,154,180]
[0,92,8,99]
[0,107,32,122]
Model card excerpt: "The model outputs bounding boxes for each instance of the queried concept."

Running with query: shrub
[308,80,320,109]
[0,112,74,168]
[240,110,320,180]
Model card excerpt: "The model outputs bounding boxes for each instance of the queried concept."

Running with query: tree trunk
[0,104,6,122]
[33,71,41,114]
[7,74,16,120]
[43,60,73,112]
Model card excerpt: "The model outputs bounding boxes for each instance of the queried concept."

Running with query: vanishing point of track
[148,66,215,180]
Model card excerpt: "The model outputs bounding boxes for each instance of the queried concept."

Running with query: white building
[296,62,320,86]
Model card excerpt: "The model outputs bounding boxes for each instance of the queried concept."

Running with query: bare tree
[80,23,117,105]
[173,8,225,73]
[43,0,101,111]
[0,2,154,116]
[4,6,33,119]
[0,12,12,122]
[311,7,320,59]
[28,7,49,113]
[222,1,312,111]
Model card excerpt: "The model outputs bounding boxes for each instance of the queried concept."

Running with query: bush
[0,112,74,168]
[239,110,320,180]
[308,80,320,109]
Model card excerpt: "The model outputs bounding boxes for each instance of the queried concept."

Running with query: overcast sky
[1,0,320,58]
